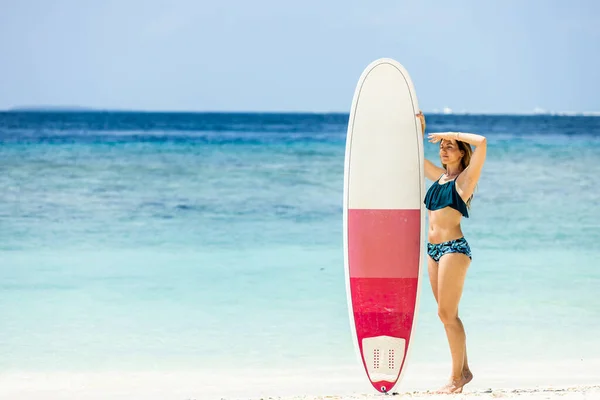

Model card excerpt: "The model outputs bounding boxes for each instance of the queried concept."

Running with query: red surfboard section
[347,209,420,392]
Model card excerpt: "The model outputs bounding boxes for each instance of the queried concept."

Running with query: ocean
[1,112,599,398]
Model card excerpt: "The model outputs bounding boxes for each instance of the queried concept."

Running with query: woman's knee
[437,307,458,325]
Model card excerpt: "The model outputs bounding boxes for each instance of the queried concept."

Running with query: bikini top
[423,173,469,218]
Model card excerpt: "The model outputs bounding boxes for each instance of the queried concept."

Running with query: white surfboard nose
[362,336,406,383]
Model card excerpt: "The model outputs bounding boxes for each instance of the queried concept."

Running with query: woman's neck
[445,165,463,177]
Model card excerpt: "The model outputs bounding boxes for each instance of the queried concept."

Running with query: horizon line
[3,106,600,117]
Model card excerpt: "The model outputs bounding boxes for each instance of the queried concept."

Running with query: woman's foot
[436,372,472,394]
[463,368,473,385]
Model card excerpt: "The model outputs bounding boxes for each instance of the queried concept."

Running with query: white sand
[1,359,598,400]
[274,386,600,399]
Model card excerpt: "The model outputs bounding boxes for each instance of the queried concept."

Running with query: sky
[1,0,599,113]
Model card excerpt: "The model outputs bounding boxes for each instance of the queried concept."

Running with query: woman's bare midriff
[427,207,465,244]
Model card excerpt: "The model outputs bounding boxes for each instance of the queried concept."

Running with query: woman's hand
[416,112,426,136]
[427,132,459,143]
[428,131,487,147]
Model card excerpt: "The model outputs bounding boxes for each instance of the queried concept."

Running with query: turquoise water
[1,112,599,377]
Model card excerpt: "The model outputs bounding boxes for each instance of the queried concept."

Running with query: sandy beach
[270,386,600,400]
[2,359,598,400]
[2,380,599,400]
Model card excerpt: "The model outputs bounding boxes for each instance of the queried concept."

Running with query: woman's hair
[441,139,474,208]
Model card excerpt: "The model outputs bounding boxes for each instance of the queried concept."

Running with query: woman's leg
[436,252,471,393]
[427,254,472,382]
[427,255,439,301]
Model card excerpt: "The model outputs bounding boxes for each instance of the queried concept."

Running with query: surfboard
[343,58,425,393]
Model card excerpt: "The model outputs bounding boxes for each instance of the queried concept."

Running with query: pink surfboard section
[348,209,420,392]
[343,58,424,393]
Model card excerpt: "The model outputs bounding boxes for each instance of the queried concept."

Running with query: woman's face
[439,139,464,165]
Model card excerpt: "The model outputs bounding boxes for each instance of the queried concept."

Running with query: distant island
[8,105,98,112]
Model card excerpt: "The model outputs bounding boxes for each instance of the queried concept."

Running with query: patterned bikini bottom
[427,237,472,262]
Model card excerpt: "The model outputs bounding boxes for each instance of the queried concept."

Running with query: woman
[417,112,487,394]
